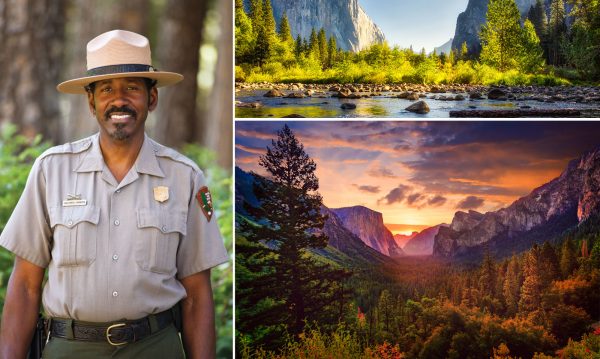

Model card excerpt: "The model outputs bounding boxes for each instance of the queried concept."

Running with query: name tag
[63,199,88,207]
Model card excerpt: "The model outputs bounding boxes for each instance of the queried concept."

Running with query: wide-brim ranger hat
[57,29,183,94]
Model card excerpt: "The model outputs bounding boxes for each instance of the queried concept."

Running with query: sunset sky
[236,121,600,235]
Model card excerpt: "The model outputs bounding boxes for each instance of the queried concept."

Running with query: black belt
[49,309,174,346]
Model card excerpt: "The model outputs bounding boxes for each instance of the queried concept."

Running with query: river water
[235,89,600,118]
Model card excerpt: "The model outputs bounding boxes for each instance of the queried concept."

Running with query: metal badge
[153,186,169,203]
[62,194,87,207]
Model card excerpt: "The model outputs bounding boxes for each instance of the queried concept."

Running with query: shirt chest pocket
[49,206,100,267]
[136,209,187,274]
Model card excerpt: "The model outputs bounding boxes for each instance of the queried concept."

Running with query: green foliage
[181,144,233,359]
[0,124,51,312]
[237,125,351,351]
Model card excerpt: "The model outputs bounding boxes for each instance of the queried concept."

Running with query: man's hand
[180,269,216,359]
[0,256,44,359]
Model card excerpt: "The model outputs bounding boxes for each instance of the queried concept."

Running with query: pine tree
[235,0,254,63]
[519,245,543,314]
[278,11,293,44]
[249,0,264,29]
[520,19,546,72]
[308,27,319,58]
[480,0,526,71]
[539,242,560,288]
[527,0,548,40]
[294,34,303,58]
[327,36,338,68]
[460,41,469,60]
[503,255,522,316]
[262,0,276,39]
[378,289,393,333]
[317,28,328,69]
[238,125,351,347]
[560,238,578,278]
[548,0,567,65]
[479,252,497,298]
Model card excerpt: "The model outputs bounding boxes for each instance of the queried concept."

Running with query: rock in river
[405,101,430,114]
[341,103,357,110]
[264,89,284,97]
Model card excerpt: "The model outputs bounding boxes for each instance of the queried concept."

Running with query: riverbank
[235,82,600,118]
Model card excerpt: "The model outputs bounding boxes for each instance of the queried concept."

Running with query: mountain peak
[434,146,600,259]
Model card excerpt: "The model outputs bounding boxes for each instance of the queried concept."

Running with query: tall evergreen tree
[278,11,293,44]
[262,0,276,38]
[479,252,497,298]
[238,125,351,348]
[539,242,560,288]
[249,0,263,29]
[235,0,254,63]
[527,0,548,40]
[519,245,543,315]
[317,28,329,68]
[560,238,578,278]
[520,19,546,72]
[548,0,567,65]
[480,0,525,71]
[503,255,522,316]
[308,27,319,58]
[294,34,303,58]
[327,36,338,68]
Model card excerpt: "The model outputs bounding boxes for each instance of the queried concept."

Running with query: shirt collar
[75,133,165,178]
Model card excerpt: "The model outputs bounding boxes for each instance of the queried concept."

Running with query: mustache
[104,106,137,119]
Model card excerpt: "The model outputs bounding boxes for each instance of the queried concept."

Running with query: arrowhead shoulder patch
[196,186,213,222]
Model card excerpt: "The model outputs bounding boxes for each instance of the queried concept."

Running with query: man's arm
[180,269,216,359]
[0,256,44,359]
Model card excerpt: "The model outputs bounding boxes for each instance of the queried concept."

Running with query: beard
[103,106,137,141]
[111,123,129,141]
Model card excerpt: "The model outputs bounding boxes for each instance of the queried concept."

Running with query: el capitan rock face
[434,146,600,258]
[268,0,385,52]
[332,206,405,257]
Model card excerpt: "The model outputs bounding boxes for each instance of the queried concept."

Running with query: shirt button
[112,254,119,261]
[112,291,118,297]
[116,189,121,193]
[67,220,73,226]
[114,219,120,226]
[162,225,167,232]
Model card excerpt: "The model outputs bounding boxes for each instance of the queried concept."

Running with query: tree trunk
[198,0,233,168]
[153,0,210,149]
[62,0,151,142]
[0,0,66,142]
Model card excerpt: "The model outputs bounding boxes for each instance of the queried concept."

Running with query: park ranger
[0,30,229,358]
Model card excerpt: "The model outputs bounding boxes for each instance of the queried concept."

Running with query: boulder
[405,101,430,114]
[487,88,507,100]
[340,103,357,110]
[286,92,305,98]
[264,89,284,97]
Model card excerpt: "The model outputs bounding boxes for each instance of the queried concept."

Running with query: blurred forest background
[0,0,233,357]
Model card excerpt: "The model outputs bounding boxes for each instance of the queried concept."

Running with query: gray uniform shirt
[0,133,229,322]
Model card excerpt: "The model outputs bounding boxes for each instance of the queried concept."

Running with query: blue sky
[359,0,470,52]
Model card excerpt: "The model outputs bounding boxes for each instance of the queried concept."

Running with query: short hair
[85,78,157,94]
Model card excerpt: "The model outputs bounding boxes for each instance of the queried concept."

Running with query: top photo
[234,0,600,118]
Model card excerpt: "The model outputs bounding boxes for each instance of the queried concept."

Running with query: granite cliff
[332,206,405,257]
[434,146,600,258]
[268,0,385,52]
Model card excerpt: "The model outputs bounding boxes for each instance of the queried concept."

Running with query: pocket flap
[136,209,187,236]
[49,205,100,228]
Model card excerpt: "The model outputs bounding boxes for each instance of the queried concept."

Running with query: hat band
[86,64,156,76]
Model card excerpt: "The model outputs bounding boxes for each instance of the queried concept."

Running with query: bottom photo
[235,121,600,359]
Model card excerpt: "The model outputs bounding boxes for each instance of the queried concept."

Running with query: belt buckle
[106,323,128,346]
